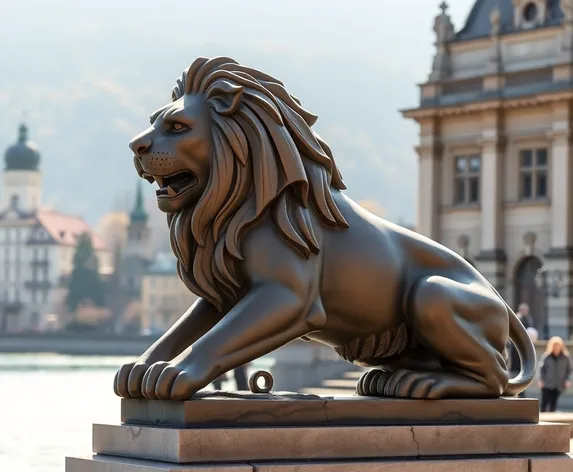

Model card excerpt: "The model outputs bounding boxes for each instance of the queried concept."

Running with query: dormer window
[513,0,546,29]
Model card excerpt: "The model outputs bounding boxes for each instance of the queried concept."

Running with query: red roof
[35,210,107,250]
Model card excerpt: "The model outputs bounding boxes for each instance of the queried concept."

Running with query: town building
[402,0,573,339]
[0,123,112,332]
[140,252,198,334]
[105,181,154,333]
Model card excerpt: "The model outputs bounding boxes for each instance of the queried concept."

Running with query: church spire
[18,123,28,143]
[130,179,148,223]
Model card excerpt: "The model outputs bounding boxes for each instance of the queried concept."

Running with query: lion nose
[129,135,152,157]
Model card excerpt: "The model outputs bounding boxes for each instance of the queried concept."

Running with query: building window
[519,148,548,200]
[454,155,481,204]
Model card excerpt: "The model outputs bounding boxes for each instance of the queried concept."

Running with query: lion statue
[114,56,536,401]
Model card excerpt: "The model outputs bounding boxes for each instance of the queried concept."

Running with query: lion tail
[484,280,537,396]
[485,279,537,396]
[482,281,537,396]
[503,300,537,396]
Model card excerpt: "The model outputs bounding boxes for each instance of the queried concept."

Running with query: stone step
[66,453,573,472]
[66,455,251,471]
[541,412,573,437]
[92,422,568,464]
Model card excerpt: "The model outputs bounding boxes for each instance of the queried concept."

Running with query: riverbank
[0,332,157,356]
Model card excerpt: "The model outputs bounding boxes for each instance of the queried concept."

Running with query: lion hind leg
[360,276,510,399]
[403,275,509,398]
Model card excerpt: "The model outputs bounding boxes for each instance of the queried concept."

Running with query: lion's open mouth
[144,171,197,198]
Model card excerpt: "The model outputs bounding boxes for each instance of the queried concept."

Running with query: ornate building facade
[0,123,112,331]
[403,0,573,339]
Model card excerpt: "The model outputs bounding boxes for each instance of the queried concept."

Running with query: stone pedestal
[66,393,573,471]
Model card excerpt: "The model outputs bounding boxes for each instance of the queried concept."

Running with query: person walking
[516,303,534,329]
[539,336,572,412]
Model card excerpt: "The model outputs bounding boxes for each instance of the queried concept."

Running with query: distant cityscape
[0,122,197,335]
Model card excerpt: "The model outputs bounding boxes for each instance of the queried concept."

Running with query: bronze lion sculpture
[115,56,536,401]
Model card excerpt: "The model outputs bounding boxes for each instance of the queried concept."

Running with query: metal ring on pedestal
[248,370,274,393]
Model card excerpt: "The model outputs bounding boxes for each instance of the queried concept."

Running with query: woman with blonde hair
[539,336,572,412]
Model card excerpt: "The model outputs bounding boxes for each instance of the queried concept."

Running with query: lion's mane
[164,56,349,311]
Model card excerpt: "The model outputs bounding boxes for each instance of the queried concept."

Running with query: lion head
[129,56,349,311]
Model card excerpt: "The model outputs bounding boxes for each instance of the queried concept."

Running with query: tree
[66,232,106,313]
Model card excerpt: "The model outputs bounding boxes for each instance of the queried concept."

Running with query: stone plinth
[120,392,540,427]
[66,394,573,472]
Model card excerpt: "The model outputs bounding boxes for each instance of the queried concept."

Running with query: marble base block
[66,453,573,472]
[66,396,573,472]
[91,421,569,463]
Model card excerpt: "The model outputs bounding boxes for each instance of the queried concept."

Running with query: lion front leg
[113,298,224,399]
[141,283,317,400]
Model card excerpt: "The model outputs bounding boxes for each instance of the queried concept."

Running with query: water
[0,353,272,472]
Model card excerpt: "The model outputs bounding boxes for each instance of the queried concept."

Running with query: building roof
[130,180,149,223]
[146,252,178,275]
[34,209,106,250]
[0,206,36,222]
[455,0,564,41]
[4,123,41,171]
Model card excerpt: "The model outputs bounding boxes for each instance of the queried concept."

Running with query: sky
[0,0,476,227]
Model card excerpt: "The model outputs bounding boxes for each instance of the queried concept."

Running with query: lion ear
[206,81,244,116]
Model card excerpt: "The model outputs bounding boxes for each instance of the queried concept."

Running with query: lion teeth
[143,174,155,184]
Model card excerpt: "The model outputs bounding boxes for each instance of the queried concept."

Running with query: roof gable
[33,210,106,249]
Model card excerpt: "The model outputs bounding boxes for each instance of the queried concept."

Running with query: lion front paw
[140,361,206,400]
[113,361,151,399]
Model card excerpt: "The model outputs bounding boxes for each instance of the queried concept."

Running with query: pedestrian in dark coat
[539,336,572,412]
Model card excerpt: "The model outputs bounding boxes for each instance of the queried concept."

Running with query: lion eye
[169,123,187,133]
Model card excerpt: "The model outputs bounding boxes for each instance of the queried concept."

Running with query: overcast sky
[0,0,475,225]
